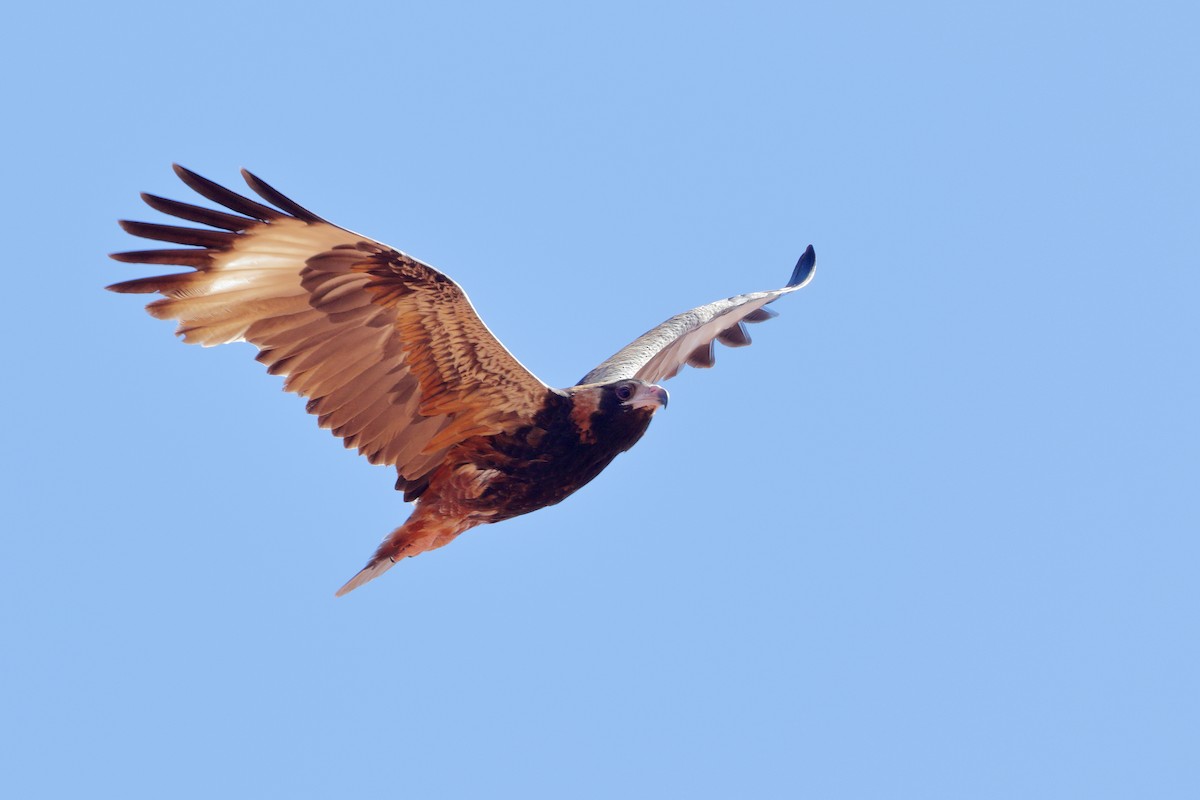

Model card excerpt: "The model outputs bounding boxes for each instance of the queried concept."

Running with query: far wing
[577,246,816,386]
[110,166,552,501]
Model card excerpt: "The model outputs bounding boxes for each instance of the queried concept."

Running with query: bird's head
[607,379,669,413]
[563,378,668,450]
[565,378,669,420]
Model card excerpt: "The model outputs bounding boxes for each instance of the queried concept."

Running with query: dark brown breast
[456,389,656,522]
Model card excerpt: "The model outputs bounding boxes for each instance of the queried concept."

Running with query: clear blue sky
[2,2,1196,797]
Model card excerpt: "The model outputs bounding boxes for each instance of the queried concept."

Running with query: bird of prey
[110,166,816,595]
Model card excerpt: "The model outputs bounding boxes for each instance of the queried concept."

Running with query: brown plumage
[110,166,816,595]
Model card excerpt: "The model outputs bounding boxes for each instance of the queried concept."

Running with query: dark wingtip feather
[240,169,325,223]
[106,270,201,294]
[788,244,816,288]
[106,277,164,294]
[140,192,252,231]
[118,219,235,249]
[109,248,210,267]
[171,164,284,222]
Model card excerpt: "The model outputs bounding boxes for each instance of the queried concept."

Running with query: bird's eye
[616,384,634,401]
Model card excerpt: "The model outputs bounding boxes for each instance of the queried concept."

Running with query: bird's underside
[110,166,816,595]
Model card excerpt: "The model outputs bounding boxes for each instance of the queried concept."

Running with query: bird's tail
[334,513,474,597]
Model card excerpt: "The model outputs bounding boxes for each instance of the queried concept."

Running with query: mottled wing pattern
[110,166,550,500]
[578,246,816,385]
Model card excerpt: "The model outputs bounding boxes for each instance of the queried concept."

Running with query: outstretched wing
[577,246,816,386]
[110,165,551,501]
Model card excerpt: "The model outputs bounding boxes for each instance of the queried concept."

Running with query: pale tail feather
[335,556,398,597]
[334,513,476,597]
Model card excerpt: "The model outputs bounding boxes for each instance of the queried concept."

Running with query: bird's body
[338,381,663,594]
[435,383,662,523]
[110,166,815,595]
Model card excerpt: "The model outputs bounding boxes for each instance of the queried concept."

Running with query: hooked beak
[630,384,669,411]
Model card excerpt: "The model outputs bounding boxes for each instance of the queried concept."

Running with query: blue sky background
[2,2,1197,797]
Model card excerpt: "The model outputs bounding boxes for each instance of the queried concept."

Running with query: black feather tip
[788,245,816,288]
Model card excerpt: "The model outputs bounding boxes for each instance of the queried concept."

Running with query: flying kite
[110,166,816,595]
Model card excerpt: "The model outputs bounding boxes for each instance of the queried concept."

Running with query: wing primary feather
[118,220,237,249]
[139,193,251,231]
[171,164,284,222]
[109,248,211,268]
[717,322,751,347]
[686,342,716,368]
[743,307,778,323]
[788,245,816,288]
[240,169,326,223]
[106,272,204,295]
